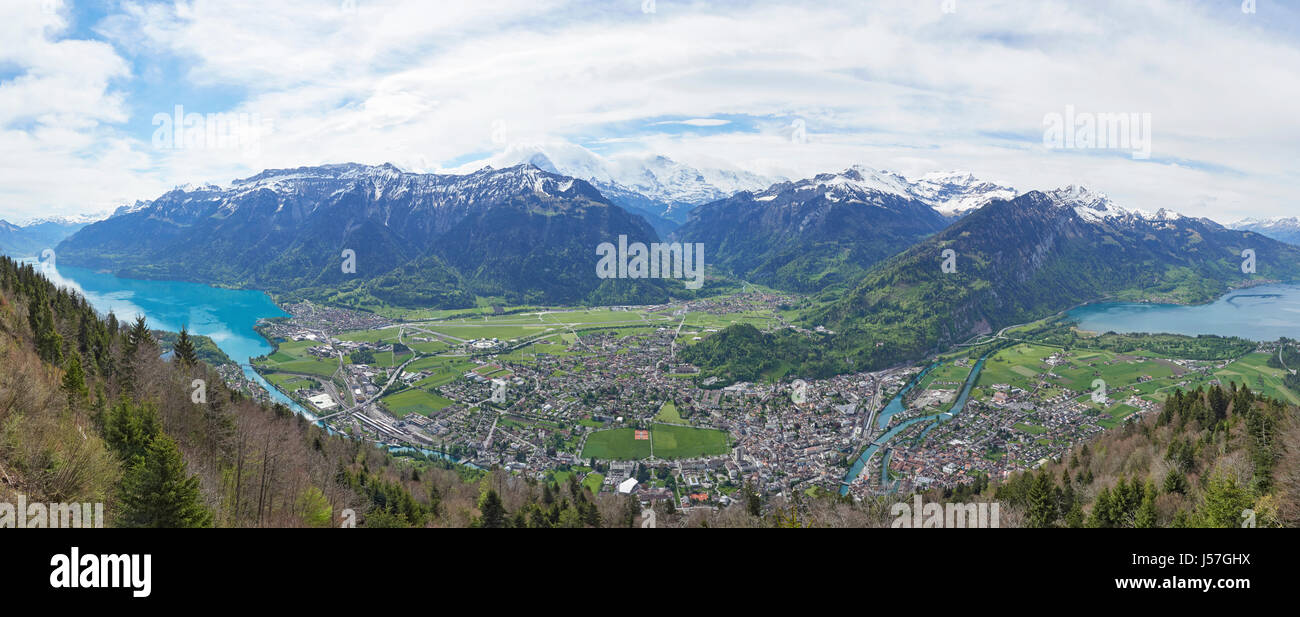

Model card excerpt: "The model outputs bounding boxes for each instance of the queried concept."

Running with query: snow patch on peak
[1044,185,1183,223]
[454,141,779,208]
[21,211,112,226]
[909,170,1017,216]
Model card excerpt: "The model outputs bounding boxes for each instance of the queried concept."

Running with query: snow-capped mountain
[454,142,782,234]
[742,165,1015,219]
[749,165,915,204]
[21,211,112,227]
[58,162,667,308]
[1230,217,1300,246]
[1043,185,1185,225]
[0,216,98,258]
[673,165,950,292]
[908,171,1018,217]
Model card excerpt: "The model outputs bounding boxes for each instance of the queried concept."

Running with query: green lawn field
[581,428,652,460]
[381,388,455,417]
[651,424,731,459]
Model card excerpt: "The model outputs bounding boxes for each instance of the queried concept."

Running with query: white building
[617,478,639,494]
[307,393,338,411]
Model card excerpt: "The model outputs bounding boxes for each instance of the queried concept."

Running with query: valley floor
[240,291,1300,508]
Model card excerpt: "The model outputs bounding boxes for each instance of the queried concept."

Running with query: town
[220,292,1300,509]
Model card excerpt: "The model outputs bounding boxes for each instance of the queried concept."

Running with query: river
[839,354,989,495]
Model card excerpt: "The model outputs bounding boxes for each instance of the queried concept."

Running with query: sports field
[381,388,455,417]
[581,424,730,460]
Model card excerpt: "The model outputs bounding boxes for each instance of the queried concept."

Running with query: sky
[1,0,1297,224]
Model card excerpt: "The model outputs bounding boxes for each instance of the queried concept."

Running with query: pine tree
[173,326,199,368]
[1162,467,1187,494]
[125,315,155,355]
[744,481,762,517]
[1026,471,1057,528]
[1135,484,1157,528]
[1064,500,1084,528]
[105,397,162,463]
[61,350,87,408]
[1197,473,1253,528]
[622,494,641,527]
[478,488,507,528]
[29,289,63,365]
[118,434,213,528]
[1088,487,1113,528]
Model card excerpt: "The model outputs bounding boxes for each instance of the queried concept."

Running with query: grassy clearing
[655,401,684,423]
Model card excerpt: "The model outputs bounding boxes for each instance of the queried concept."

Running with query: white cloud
[0,0,1297,224]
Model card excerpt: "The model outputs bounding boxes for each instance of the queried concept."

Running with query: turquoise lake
[32,263,478,464]
[1067,284,1300,341]
[38,264,287,362]
[32,262,315,417]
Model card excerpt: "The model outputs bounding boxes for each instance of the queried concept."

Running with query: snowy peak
[1232,216,1300,230]
[1043,185,1184,224]
[748,166,1017,216]
[457,141,780,209]
[909,171,1017,216]
[127,162,605,223]
[1230,217,1300,246]
[228,162,405,192]
[21,212,112,227]
[753,165,915,204]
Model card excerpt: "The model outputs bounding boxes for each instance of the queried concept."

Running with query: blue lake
[34,262,476,464]
[1067,284,1300,341]
[33,263,314,417]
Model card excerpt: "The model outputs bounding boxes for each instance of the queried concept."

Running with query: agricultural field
[406,340,450,354]
[420,323,553,341]
[975,344,1058,392]
[919,361,976,391]
[1048,352,1177,392]
[263,373,316,393]
[408,358,476,389]
[1215,353,1300,405]
[582,472,605,494]
[256,340,338,378]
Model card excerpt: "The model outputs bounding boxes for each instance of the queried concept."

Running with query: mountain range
[672,166,951,293]
[457,142,780,237]
[671,166,1020,293]
[682,185,1300,383]
[1231,218,1300,246]
[56,163,676,309]
[52,157,1300,381]
[0,217,96,258]
[809,186,1300,373]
